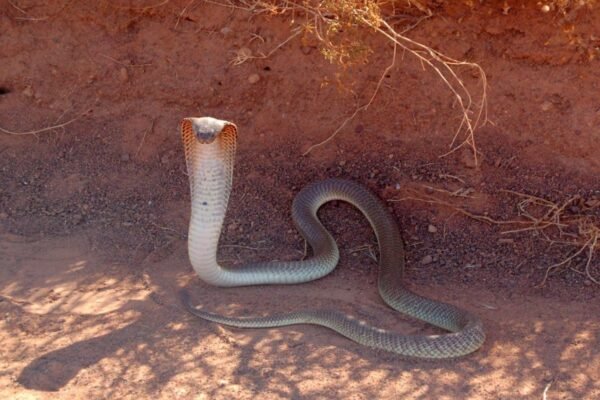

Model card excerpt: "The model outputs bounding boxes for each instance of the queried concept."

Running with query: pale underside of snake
[180,116,485,359]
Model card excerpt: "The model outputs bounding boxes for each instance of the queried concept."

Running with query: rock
[120,153,130,162]
[460,148,478,168]
[0,212,7,219]
[540,101,552,111]
[218,379,228,387]
[338,160,346,167]
[421,255,433,265]
[248,73,261,84]
[428,224,438,233]
[300,45,312,55]
[237,47,252,59]
[220,26,232,36]
[585,199,600,207]
[119,67,129,83]
[22,86,34,98]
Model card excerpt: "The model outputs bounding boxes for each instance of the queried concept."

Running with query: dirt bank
[1,1,598,399]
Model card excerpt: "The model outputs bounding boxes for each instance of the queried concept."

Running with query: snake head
[181,117,236,144]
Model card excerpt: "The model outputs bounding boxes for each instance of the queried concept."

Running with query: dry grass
[392,187,600,286]
[213,0,488,162]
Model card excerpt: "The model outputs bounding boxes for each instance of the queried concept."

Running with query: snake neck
[187,141,235,286]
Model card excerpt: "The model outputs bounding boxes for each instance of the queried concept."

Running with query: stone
[119,67,129,83]
[248,73,261,84]
[460,148,478,168]
[300,45,312,55]
[540,101,552,111]
[22,86,34,98]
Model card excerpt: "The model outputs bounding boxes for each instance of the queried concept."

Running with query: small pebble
[22,86,34,98]
[220,26,232,36]
[428,224,438,233]
[338,160,346,167]
[121,153,130,162]
[119,67,129,83]
[421,255,433,265]
[300,45,312,55]
[238,47,252,59]
[540,101,552,111]
[248,73,261,84]
[460,148,478,168]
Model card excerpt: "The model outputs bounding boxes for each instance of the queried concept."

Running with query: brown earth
[1,1,599,399]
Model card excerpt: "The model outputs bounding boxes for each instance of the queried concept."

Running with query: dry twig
[0,109,91,136]
[392,186,599,286]
[230,27,303,65]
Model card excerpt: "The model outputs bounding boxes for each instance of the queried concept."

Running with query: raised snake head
[180,117,236,144]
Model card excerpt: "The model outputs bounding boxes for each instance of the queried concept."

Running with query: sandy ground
[1,1,599,399]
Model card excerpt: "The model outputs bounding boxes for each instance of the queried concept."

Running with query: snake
[180,116,485,358]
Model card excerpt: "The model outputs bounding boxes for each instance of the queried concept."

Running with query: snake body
[180,117,485,358]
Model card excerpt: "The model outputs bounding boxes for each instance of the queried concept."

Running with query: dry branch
[214,1,487,160]
[392,186,599,286]
[0,109,90,136]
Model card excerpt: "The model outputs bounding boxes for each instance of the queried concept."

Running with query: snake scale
[180,117,485,358]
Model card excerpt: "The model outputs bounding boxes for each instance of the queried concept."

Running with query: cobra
[180,116,485,358]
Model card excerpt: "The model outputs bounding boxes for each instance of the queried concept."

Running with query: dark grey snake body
[180,117,485,358]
